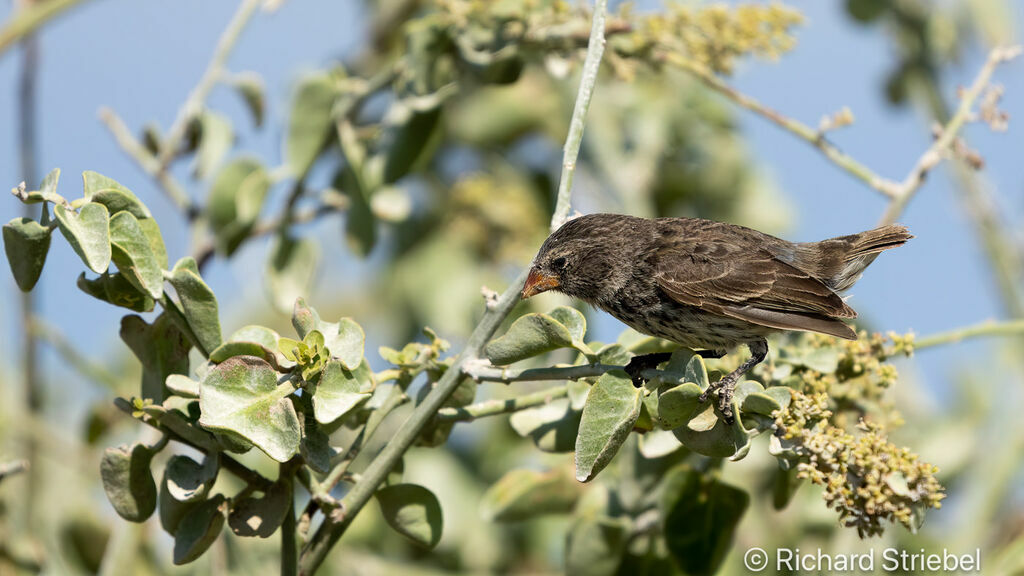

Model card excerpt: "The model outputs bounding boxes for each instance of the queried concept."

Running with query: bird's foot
[696,349,727,359]
[698,375,737,424]
[624,352,674,387]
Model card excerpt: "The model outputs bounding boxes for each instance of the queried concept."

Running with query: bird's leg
[698,338,768,423]
[624,352,674,387]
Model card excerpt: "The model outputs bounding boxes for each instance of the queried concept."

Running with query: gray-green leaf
[485,312,575,365]
[83,171,151,219]
[574,371,643,482]
[193,111,233,180]
[286,73,337,177]
[312,359,372,424]
[3,217,51,291]
[172,494,226,565]
[198,355,300,462]
[164,454,219,503]
[207,157,270,255]
[100,443,158,522]
[375,484,443,548]
[109,211,164,299]
[481,468,580,522]
[229,480,292,538]
[167,257,222,356]
[55,202,111,273]
[120,314,191,402]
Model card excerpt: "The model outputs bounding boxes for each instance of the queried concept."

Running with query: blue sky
[0,1,1021,412]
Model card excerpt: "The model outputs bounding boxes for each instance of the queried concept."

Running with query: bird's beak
[521,267,560,299]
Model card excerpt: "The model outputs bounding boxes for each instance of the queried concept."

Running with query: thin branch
[436,384,569,422]
[879,45,1023,225]
[462,359,620,384]
[99,107,194,215]
[551,0,608,230]
[914,319,1024,351]
[155,0,261,171]
[0,0,96,55]
[298,3,609,572]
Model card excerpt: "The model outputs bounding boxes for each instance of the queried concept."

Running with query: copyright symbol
[744,547,769,572]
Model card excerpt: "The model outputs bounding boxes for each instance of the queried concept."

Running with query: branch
[0,0,96,55]
[435,384,569,422]
[914,319,1024,351]
[550,0,608,230]
[98,107,194,216]
[154,0,261,171]
[298,2,609,573]
[462,359,620,384]
[879,45,1023,225]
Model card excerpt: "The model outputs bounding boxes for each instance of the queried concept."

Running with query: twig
[0,0,96,55]
[281,465,298,576]
[99,108,194,216]
[879,46,1023,225]
[914,319,1024,351]
[436,384,569,422]
[0,460,29,484]
[154,0,261,171]
[298,3,609,572]
[462,360,620,384]
[550,0,608,230]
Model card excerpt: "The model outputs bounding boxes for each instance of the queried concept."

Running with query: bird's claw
[624,352,674,388]
[698,377,736,424]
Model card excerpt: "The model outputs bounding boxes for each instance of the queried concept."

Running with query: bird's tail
[816,224,913,292]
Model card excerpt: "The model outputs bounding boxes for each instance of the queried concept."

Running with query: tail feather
[843,224,914,261]
[779,224,913,293]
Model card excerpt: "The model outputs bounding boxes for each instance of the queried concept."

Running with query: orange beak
[521,267,560,299]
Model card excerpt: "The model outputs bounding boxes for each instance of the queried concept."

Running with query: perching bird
[520,213,912,421]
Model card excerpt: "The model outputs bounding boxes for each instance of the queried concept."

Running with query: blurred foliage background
[1,0,1023,574]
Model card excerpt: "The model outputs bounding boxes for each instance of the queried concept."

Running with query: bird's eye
[551,256,567,270]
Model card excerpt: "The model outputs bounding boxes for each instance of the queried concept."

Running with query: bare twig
[0,0,96,55]
[436,385,569,422]
[914,319,1024,351]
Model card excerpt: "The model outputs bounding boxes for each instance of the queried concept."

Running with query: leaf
[574,371,643,482]
[167,257,222,355]
[661,467,749,576]
[82,171,151,219]
[109,211,164,299]
[485,312,574,365]
[299,409,335,473]
[3,217,51,291]
[207,157,270,255]
[198,355,300,462]
[229,480,292,538]
[286,73,337,177]
[137,217,168,269]
[375,484,443,548]
[166,374,200,398]
[54,203,111,273]
[160,473,198,535]
[164,454,219,503]
[320,317,365,370]
[565,516,629,576]
[172,495,226,565]
[266,235,319,312]
[381,106,443,184]
[193,111,233,180]
[638,429,685,459]
[209,341,281,369]
[509,398,581,453]
[78,272,154,312]
[231,72,265,128]
[100,443,158,522]
[548,306,587,344]
[120,314,191,402]
[343,172,376,257]
[312,359,372,424]
[481,468,580,522]
[291,297,318,338]
[657,383,704,430]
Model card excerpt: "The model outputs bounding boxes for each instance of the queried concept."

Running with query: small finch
[521,213,912,421]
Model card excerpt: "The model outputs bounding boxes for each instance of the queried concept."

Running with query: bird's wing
[652,233,858,339]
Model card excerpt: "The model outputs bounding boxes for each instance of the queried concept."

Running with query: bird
[520,213,912,422]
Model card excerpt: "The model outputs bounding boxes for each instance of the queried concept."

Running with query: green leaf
[286,73,337,177]
[193,111,233,180]
[229,480,292,538]
[320,317,365,370]
[485,312,575,365]
[575,370,643,482]
[657,383,704,430]
[198,355,300,462]
[3,217,51,291]
[230,325,294,368]
[137,217,168,270]
[772,465,803,510]
[375,484,443,548]
[82,171,151,219]
[299,409,335,473]
[509,398,582,453]
[109,211,164,299]
[166,374,200,398]
[267,235,319,312]
[54,202,111,273]
[548,306,587,344]
[231,72,265,128]
[167,257,222,355]
[160,473,198,535]
[78,272,154,312]
[207,157,270,255]
[481,468,580,522]
[172,495,226,565]
[381,106,443,184]
[312,359,372,424]
[638,429,685,459]
[120,314,191,402]
[291,297,318,338]
[100,443,158,522]
[164,454,219,503]
[565,516,629,576]
[210,341,282,369]
[343,171,376,257]
[661,467,749,576]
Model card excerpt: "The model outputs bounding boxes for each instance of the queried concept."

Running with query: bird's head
[521,214,641,304]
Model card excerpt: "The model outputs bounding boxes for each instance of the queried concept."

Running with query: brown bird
[520,213,912,421]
